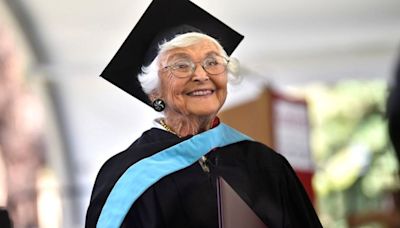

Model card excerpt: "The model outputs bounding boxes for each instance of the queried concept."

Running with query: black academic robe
[86,127,322,228]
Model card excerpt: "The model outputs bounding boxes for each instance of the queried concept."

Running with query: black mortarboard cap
[100,0,244,106]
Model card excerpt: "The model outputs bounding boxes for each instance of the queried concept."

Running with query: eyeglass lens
[167,56,228,78]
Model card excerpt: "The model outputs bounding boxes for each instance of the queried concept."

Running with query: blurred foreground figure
[85,0,322,227]
[0,23,45,227]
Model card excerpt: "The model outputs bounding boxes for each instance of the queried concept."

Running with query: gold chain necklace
[159,119,177,135]
[158,118,210,173]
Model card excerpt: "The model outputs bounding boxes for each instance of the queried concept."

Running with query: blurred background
[0,0,399,227]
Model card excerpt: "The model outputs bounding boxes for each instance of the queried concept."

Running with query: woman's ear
[149,89,161,102]
[149,89,166,112]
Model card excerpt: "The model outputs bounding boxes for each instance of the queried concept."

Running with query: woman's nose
[191,63,209,81]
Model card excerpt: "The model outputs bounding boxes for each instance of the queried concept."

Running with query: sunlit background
[0,0,399,227]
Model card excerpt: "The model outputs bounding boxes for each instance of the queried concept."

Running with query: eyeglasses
[162,55,229,78]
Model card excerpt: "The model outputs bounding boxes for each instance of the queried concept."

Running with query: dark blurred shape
[387,52,400,158]
[0,208,12,228]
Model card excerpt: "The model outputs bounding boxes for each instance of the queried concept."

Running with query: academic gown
[85,127,322,228]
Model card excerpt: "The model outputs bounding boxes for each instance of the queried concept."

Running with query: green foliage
[305,80,398,228]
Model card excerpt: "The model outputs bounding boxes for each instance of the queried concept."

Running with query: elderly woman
[86,0,322,227]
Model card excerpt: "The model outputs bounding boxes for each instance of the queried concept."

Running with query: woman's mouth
[187,89,214,96]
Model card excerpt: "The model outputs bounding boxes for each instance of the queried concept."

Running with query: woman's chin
[186,106,221,118]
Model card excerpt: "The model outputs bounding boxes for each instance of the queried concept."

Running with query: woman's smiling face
[157,39,228,118]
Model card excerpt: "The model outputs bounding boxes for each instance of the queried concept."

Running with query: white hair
[138,32,241,95]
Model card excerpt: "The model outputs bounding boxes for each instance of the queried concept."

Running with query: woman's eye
[204,58,219,67]
[173,62,191,70]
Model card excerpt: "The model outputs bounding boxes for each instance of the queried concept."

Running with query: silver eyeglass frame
[161,55,230,78]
